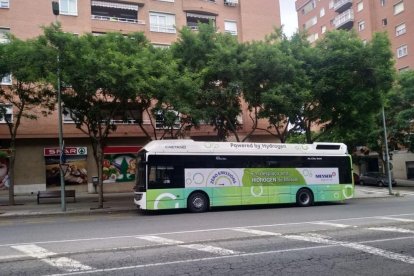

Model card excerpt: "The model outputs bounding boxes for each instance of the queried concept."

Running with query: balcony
[333,0,352,13]
[182,0,219,15]
[334,9,354,30]
[91,1,144,24]
[91,15,144,25]
[186,12,216,30]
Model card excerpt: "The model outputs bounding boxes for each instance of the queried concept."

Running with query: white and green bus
[133,140,354,212]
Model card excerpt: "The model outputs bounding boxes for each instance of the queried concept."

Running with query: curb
[0,207,138,219]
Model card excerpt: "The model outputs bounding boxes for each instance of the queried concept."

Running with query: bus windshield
[134,151,147,192]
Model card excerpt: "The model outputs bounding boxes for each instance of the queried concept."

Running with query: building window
[397,45,408,58]
[307,33,319,43]
[157,0,174,2]
[320,8,325,17]
[382,18,387,26]
[398,66,409,72]
[0,0,9,8]
[358,21,365,31]
[0,28,10,44]
[150,12,176,33]
[302,0,316,15]
[224,0,239,6]
[224,20,237,35]
[357,1,364,12]
[155,110,180,129]
[186,12,216,30]
[1,73,11,85]
[91,1,141,24]
[304,16,317,29]
[380,0,386,6]
[393,1,404,15]
[0,104,13,124]
[395,23,406,36]
[329,0,334,9]
[59,0,77,16]
[152,43,170,49]
[321,25,327,34]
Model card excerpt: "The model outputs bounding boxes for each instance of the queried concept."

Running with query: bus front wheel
[187,192,209,213]
[296,189,314,207]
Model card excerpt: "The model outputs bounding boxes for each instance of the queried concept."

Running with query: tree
[387,70,414,152]
[129,46,201,140]
[43,24,150,208]
[303,31,394,145]
[241,30,311,142]
[171,23,243,141]
[0,36,55,205]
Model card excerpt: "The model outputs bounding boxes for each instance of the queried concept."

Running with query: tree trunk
[97,145,104,209]
[8,145,15,206]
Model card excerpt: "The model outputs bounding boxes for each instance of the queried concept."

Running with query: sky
[279,0,298,37]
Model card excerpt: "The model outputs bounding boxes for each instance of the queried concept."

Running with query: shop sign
[44,147,88,156]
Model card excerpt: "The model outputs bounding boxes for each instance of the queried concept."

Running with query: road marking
[12,244,93,272]
[233,228,414,265]
[309,222,353,228]
[283,233,414,265]
[43,235,414,276]
[137,235,239,255]
[3,212,414,248]
[376,216,414,222]
[369,227,414,234]
[232,228,281,236]
[0,254,27,261]
[44,245,335,275]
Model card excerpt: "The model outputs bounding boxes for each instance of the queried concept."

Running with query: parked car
[359,172,397,187]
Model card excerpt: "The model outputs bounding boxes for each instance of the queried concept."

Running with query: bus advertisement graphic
[185,168,339,188]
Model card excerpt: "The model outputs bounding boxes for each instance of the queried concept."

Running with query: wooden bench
[37,190,76,204]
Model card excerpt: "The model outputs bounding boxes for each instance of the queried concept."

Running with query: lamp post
[382,106,393,195]
[52,1,66,211]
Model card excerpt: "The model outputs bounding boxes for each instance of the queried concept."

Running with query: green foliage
[0,34,56,204]
[172,23,243,141]
[389,70,414,152]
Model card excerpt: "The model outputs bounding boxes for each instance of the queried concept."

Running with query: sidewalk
[1,184,408,218]
[0,192,136,218]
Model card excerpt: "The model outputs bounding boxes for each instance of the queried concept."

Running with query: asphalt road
[1,194,414,275]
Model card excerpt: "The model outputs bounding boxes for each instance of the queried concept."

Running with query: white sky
[279,0,298,37]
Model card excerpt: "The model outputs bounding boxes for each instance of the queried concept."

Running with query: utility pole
[382,106,393,195]
[52,1,66,211]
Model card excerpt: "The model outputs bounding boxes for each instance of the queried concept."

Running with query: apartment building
[0,0,281,194]
[296,0,414,72]
[296,0,414,180]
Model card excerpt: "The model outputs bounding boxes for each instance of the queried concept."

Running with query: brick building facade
[0,0,282,194]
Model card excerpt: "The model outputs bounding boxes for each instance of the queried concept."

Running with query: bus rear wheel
[296,189,314,207]
[187,192,209,213]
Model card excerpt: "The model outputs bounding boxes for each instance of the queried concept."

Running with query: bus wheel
[187,192,209,213]
[296,189,314,207]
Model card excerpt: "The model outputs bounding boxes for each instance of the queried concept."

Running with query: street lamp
[382,106,393,195]
[52,1,66,211]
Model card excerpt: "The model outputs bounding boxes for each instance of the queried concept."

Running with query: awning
[186,12,216,20]
[92,1,139,11]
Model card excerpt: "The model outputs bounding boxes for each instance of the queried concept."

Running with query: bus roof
[141,140,348,156]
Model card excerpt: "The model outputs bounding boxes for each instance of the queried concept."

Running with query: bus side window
[148,166,174,189]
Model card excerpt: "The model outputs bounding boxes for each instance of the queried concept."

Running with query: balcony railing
[334,9,354,30]
[150,24,176,33]
[333,0,352,13]
[91,15,145,25]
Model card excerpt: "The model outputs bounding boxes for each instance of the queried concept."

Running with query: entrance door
[406,161,414,179]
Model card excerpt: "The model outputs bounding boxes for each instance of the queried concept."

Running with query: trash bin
[92,176,99,193]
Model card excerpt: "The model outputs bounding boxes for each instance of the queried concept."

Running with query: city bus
[133,140,354,212]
